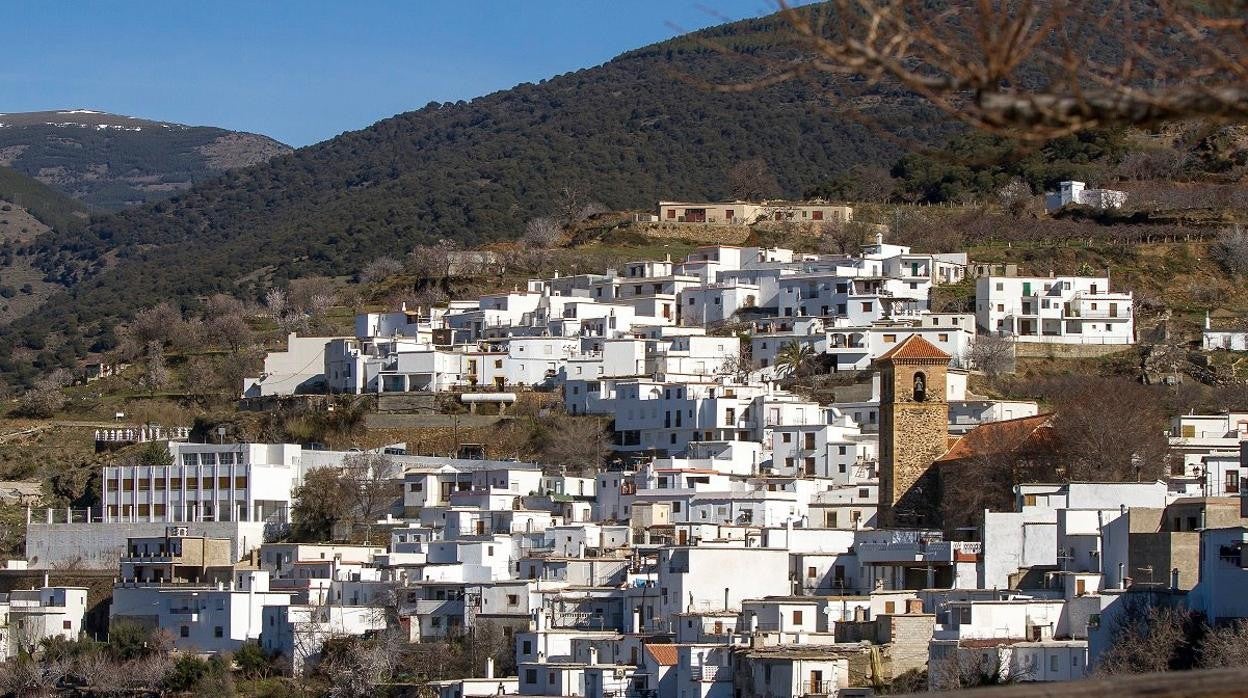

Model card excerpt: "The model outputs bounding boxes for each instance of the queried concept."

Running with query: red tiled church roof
[937,413,1056,462]
[875,335,951,362]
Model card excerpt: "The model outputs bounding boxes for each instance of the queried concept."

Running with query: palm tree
[774,340,816,378]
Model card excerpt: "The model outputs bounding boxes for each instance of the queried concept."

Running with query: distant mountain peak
[0,109,292,210]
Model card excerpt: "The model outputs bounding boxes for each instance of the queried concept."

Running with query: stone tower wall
[878,358,950,526]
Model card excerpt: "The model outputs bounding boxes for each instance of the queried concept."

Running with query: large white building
[26,443,314,568]
[101,443,301,525]
[976,275,1134,344]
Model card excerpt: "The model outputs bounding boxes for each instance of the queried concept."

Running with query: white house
[1203,313,1248,351]
[111,570,292,654]
[1044,181,1127,212]
[4,587,89,658]
[261,604,389,675]
[243,333,345,398]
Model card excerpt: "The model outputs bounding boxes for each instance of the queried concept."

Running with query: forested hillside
[0,110,290,210]
[1,10,948,367]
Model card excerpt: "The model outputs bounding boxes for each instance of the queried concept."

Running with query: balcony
[696,665,732,682]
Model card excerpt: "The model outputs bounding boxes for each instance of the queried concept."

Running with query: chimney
[853,606,866,622]
[486,656,495,679]
[906,598,923,614]
[588,646,599,666]
[1118,562,1126,590]
[1171,567,1180,590]
[633,607,642,633]
[42,572,49,588]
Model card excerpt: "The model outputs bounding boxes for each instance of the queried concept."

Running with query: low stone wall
[639,222,752,245]
[1014,342,1135,359]
[375,392,440,414]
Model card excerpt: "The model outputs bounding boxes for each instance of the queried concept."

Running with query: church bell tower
[875,335,951,527]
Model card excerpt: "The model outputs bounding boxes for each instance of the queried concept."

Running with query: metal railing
[95,426,191,443]
[800,680,838,696]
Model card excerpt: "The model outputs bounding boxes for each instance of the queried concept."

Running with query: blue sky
[2,1,786,147]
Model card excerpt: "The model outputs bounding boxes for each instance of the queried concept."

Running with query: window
[826,512,838,527]
[63,620,72,630]
[181,626,190,638]
[807,566,817,578]
[885,601,896,614]
[508,594,519,606]
[883,334,896,343]
[214,626,224,638]
[938,333,949,342]
[793,610,804,624]
[862,302,872,312]
[181,454,198,466]
[523,640,532,654]
[525,669,538,684]
[1050,655,1059,672]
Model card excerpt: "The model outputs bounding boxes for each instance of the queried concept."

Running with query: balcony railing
[801,680,838,696]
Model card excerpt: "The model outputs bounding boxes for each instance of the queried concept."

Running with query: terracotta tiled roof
[645,644,679,666]
[875,334,951,362]
[937,413,1055,462]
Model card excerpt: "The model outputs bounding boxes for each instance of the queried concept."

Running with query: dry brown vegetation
[760,2,1248,141]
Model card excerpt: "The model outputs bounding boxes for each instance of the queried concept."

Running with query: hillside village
[1,191,1246,696]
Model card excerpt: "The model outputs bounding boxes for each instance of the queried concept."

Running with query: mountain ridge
[0,109,291,210]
